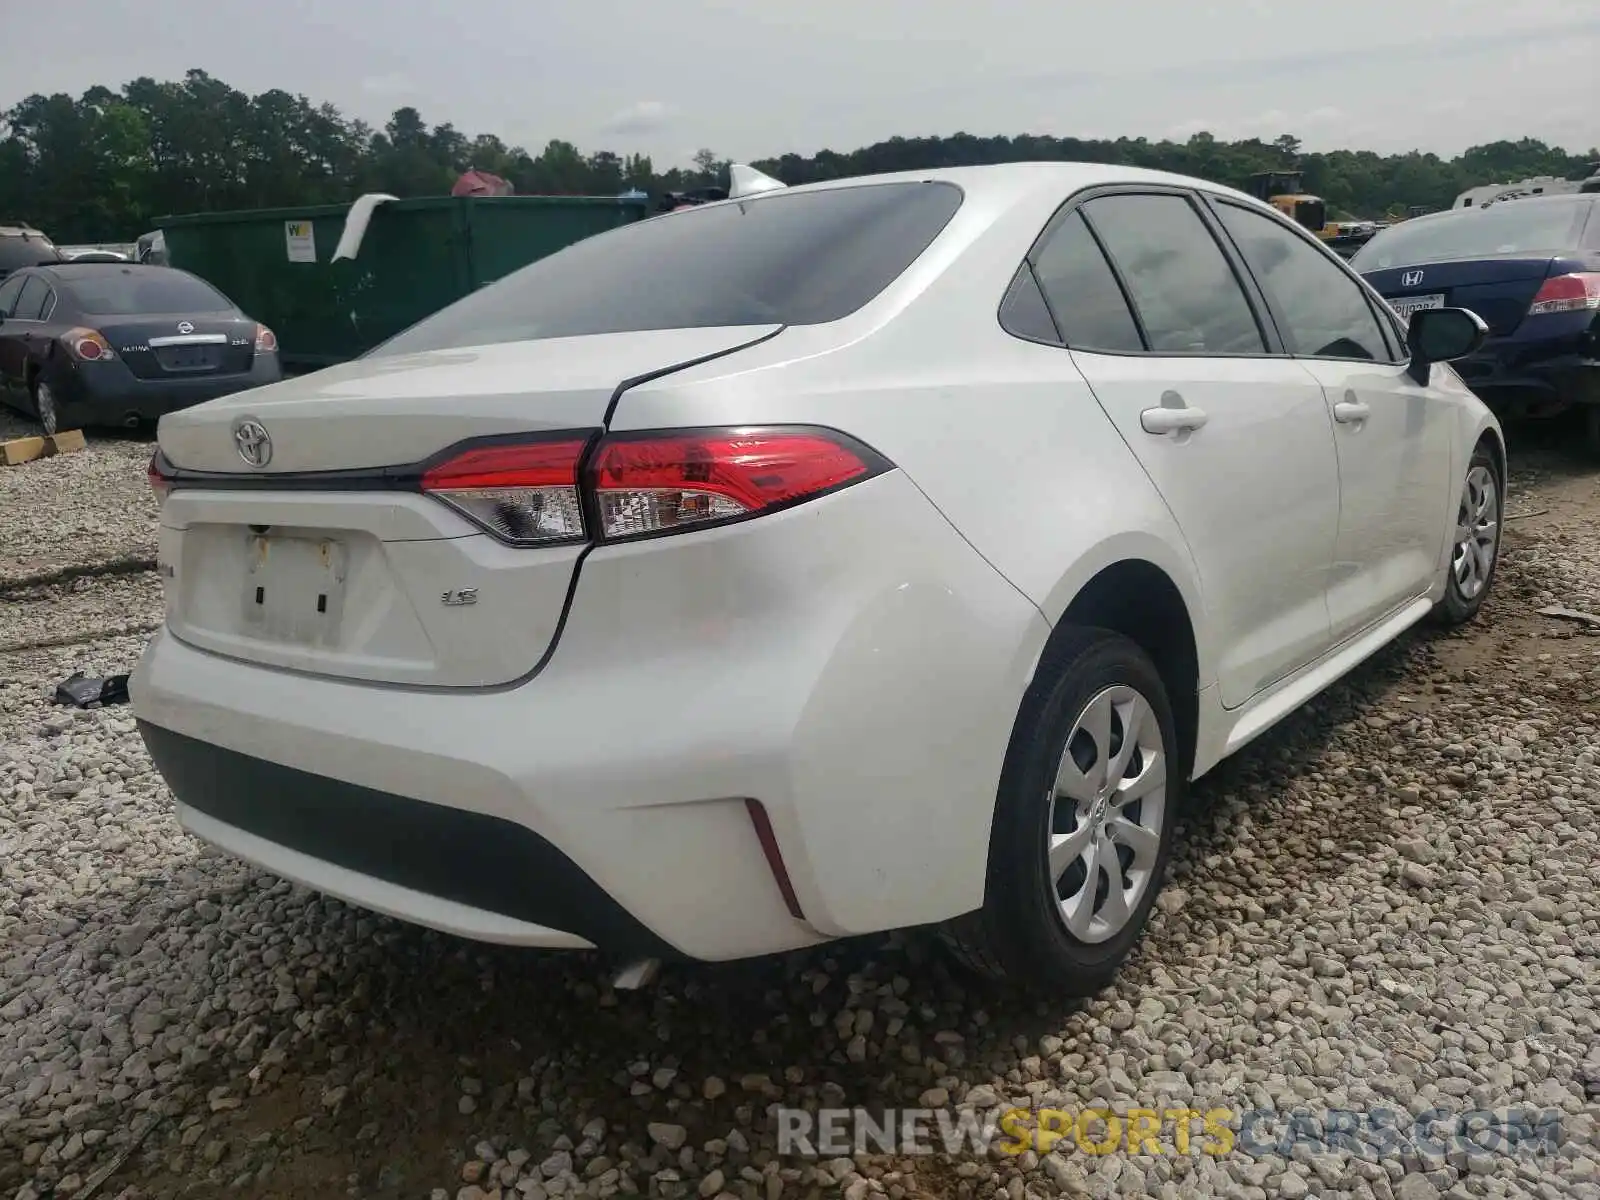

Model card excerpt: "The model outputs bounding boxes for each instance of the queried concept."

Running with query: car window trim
[38,287,56,323]
[1201,194,1409,368]
[1002,182,1284,360]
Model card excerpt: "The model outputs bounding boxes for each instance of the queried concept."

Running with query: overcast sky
[5,0,1597,167]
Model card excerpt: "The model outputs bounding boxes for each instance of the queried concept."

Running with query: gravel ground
[1,415,1596,1200]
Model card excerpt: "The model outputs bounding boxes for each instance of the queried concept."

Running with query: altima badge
[441,588,478,607]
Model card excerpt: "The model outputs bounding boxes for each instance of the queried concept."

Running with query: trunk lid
[155,325,780,687]
[1359,255,1573,336]
[101,314,258,380]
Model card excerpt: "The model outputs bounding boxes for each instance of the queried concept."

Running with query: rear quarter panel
[613,185,1214,686]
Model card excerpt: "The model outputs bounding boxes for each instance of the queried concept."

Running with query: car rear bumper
[131,471,1049,961]
[54,355,283,423]
[1450,321,1600,413]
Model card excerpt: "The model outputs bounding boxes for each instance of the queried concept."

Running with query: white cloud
[600,100,673,136]
[359,74,413,97]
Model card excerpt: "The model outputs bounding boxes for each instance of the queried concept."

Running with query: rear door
[1210,197,1456,643]
[1037,189,1341,708]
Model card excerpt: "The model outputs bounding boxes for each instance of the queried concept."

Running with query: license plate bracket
[241,534,348,646]
[1389,293,1446,319]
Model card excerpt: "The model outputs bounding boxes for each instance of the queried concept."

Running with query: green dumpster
[157,195,650,371]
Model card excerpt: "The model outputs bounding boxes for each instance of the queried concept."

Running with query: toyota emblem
[233,418,272,468]
[177,320,195,334]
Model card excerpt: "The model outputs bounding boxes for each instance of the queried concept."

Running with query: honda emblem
[1401,270,1425,287]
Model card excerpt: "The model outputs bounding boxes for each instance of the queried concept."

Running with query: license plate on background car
[1388,293,1446,319]
[241,535,348,646]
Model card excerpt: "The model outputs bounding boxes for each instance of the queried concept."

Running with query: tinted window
[62,267,233,315]
[1083,194,1264,354]
[0,237,60,274]
[1030,211,1143,352]
[1351,197,1590,270]
[1216,203,1392,362]
[998,264,1061,344]
[12,276,48,320]
[0,275,24,316]
[373,182,963,356]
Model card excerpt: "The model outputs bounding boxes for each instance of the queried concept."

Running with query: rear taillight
[1528,272,1600,316]
[147,452,172,502]
[255,324,278,352]
[62,327,116,362]
[589,428,886,541]
[416,426,888,546]
[419,438,590,546]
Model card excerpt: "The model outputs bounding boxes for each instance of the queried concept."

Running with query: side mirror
[1406,307,1487,384]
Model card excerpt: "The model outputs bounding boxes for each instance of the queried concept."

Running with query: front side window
[1028,211,1144,353]
[1215,202,1392,362]
[372,181,965,356]
[1082,194,1265,354]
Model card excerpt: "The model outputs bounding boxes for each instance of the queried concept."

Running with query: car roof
[731,160,1264,210]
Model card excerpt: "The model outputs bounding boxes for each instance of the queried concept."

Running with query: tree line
[3,69,1596,243]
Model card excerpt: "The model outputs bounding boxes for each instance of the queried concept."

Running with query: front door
[1209,199,1455,642]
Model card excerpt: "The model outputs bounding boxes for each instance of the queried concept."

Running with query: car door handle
[1140,406,1209,435]
[1333,400,1370,424]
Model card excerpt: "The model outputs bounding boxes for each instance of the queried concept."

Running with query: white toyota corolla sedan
[133,162,1503,995]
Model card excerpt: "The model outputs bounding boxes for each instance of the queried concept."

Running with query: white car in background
[133,162,1502,994]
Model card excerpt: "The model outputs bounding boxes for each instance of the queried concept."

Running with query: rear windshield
[1353,197,1592,270]
[63,267,233,315]
[371,181,964,355]
[0,237,61,273]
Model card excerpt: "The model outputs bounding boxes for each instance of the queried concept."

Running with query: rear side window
[63,268,233,315]
[0,275,24,315]
[998,265,1061,344]
[373,182,964,355]
[12,276,48,320]
[1214,202,1393,362]
[1028,211,1144,352]
[1082,194,1265,354]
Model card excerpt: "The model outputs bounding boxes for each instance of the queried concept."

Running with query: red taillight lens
[419,438,589,545]
[589,427,884,540]
[1528,272,1600,316]
[63,327,115,362]
[255,324,278,352]
[147,453,172,502]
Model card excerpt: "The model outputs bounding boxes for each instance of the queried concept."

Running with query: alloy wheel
[1046,684,1168,944]
[1452,464,1499,600]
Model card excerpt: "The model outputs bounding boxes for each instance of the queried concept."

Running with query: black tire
[942,627,1183,995]
[1430,443,1502,627]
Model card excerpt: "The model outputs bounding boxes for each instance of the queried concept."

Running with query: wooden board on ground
[0,430,87,466]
